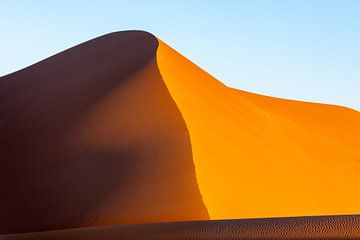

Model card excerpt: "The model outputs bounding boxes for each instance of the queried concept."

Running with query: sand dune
[1,30,360,238]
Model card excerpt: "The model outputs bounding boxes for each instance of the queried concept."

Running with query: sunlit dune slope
[157,40,360,220]
[0,31,208,234]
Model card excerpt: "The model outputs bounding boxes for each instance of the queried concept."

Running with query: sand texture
[3,215,360,240]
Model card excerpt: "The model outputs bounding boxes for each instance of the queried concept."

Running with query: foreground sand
[3,215,360,240]
[1,30,360,238]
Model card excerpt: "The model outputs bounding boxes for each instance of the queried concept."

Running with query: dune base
[2,215,360,240]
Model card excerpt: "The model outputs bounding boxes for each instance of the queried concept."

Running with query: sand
[3,215,360,239]
[0,31,208,234]
[157,40,360,219]
[1,30,360,238]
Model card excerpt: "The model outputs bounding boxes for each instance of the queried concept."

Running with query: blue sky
[1,0,359,110]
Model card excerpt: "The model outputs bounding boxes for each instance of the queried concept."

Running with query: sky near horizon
[1,0,359,110]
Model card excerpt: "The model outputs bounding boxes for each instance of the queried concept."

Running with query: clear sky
[1,0,359,110]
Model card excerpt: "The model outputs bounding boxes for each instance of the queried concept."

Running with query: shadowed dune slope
[3,215,360,240]
[0,31,208,234]
[157,41,360,219]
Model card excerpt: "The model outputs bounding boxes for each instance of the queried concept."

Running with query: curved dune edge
[156,40,360,220]
[3,215,360,240]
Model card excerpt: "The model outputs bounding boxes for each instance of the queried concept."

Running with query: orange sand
[157,40,360,220]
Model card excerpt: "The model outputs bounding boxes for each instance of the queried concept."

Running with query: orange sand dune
[1,30,360,237]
